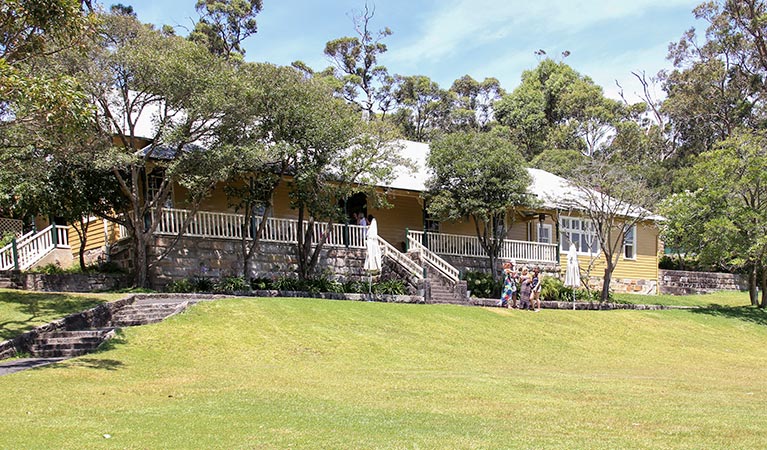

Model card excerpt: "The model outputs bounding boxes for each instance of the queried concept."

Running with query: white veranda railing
[407,230,558,265]
[149,208,369,249]
[0,225,70,271]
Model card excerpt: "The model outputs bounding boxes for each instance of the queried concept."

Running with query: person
[358,213,368,227]
[531,267,542,312]
[518,267,532,310]
[499,261,517,308]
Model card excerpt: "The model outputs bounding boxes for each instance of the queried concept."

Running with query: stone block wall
[659,269,747,295]
[584,276,658,295]
[142,236,372,289]
[15,273,132,292]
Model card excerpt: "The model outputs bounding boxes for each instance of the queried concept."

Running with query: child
[518,267,532,310]
[531,267,542,311]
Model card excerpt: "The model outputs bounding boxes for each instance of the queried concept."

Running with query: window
[623,225,636,259]
[424,210,440,233]
[559,216,599,255]
[147,170,173,208]
[538,223,552,244]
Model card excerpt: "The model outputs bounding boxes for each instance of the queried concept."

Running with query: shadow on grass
[66,358,125,371]
[0,291,106,340]
[689,304,767,327]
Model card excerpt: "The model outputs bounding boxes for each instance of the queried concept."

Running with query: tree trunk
[601,266,612,303]
[134,233,149,288]
[749,265,758,306]
[760,263,767,309]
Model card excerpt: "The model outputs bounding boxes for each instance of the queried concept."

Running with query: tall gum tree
[72,12,243,287]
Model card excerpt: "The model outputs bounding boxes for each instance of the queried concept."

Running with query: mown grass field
[1,295,766,449]
[0,288,122,340]
[614,290,752,307]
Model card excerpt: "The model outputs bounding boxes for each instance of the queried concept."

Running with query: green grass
[0,289,122,340]
[614,290,752,307]
[1,296,767,448]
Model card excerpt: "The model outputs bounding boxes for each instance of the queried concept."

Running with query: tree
[494,59,624,158]
[289,102,405,279]
[425,132,532,279]
[567,160,658,302]
[324,3,392,118]
[0,0,97,156]
[67,12,244,287]
[660,129,767,307]
[190,0,262,60]
[390,75,451,141]
[449,75,505,132]
[530,148,585,179]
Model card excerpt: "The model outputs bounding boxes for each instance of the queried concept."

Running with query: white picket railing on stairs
[0,225,70,271]
[407,234,460,283]
[378,236,423,280]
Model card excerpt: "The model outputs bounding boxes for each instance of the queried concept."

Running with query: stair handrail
[406,235,460,283]
[377,236,423,280]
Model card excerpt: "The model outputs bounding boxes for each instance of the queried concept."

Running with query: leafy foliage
[463,271,501,298]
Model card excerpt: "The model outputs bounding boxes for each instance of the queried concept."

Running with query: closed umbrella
[364,218,382,271]
[364,218,382,296]
[564,243,581,310]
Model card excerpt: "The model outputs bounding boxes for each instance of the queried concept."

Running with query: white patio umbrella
[364,218,382,295]
[564,243,581,310]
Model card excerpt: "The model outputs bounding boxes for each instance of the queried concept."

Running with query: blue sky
[122,0,703,101]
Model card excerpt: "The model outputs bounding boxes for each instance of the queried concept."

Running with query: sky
[121,0,704,102]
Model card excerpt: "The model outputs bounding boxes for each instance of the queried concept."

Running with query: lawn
[1,296,766,449]
[0,288,123,340]
[614,290,752,307]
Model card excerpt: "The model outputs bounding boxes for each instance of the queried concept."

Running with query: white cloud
[388,0,697,65]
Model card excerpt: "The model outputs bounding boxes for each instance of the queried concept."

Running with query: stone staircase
[30,328,116,358]
[27,300,189,358]
[109,301,188,327]
[426,268,468,305]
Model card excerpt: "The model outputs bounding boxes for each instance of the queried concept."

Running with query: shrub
[343,280,369,293]
[250,277,272,290]
[463,271,500,298]
[272,276,306,292]
[540,276,566,301]
[191,276,215,292]
[0,231,15,248]
[32,263,66,275]
[214,276,250,293]
[372,279,406,295]
[166,278,194,293]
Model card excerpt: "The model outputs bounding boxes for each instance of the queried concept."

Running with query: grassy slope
[614,290,752,307]
[0,289,122,340]
[1,297,766,449]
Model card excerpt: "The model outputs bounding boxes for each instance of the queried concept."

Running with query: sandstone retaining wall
[659,269,747,295]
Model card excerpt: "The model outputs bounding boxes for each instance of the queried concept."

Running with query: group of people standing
[500,261,542,311]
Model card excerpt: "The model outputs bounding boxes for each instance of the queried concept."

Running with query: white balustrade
[407,229,558,265]
[151,208,368,249]
[0,226,69,270]
[378,236,423,280]
[407,235,460,283]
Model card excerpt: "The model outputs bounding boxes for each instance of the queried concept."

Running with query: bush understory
[166,275,406,295]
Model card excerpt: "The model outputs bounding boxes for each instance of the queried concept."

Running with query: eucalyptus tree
[0,0,97,158]
[190,0,263,60]
[449,75,505,131]
[390,74,451,142]
[324,3,393,118]
[68,12,243,287]
[494,59,623,158]
[568,160,658,302]
[660,129,767,307]
[426,132,532,278]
